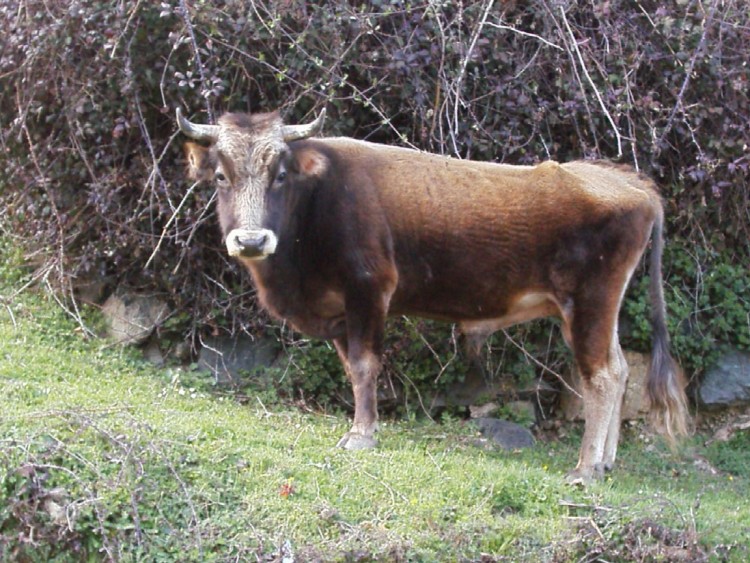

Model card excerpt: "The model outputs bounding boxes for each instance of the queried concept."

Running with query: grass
[1,246,749,561]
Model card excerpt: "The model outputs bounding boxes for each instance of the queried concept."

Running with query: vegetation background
[1,0,748,398]
[1,1,749,560]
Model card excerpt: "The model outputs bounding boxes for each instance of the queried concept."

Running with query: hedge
[1,0,748,390]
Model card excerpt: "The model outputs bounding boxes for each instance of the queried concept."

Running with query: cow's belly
[392,289,562,327]
[286,314,347,340]
[458,292,563,334]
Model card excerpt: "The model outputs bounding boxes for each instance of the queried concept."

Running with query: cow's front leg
[333,287,389,451]
[334,336,381,450]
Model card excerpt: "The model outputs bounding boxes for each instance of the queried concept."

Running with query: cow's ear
[184,142,214,182]
[294,148,328,179]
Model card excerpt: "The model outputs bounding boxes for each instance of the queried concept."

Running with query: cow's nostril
[238,234,263,249]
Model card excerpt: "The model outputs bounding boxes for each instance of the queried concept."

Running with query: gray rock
[198,334,280,384]
[102,291,169,345]
[505,400,537,426]
[473,417,535,450]
[699,351,750,408]
[171,341,193,363]
[143,339,165,367]
[469,402,500,419]
[74,276,113,305]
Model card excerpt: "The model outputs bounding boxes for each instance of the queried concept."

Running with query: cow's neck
[247,245,303,312]
[247,248,345,340]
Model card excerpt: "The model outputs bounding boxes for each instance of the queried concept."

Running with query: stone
[559,350,650,421]
[506,400,537,426]
[470,402,500,419]
[198,334,280,384]
[102,291,169,345]
[170,341,193,362]
[699,351,750,408]
[472,417,535,450]
[429,368,508,408]
[143,339,165,367]
[73,276,113,305]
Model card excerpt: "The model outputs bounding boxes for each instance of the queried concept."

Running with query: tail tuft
[646,207,690,443]
[648,338,689,443]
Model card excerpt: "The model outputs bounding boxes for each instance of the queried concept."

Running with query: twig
[360,466,408,503]
[558,6,623,157]
[172,190,217,275]
[559,500,614,512]
[109,0,144,59]
[395,368,436,423]
[21,88,99,338]
[427,1,448,151]
[256,395,272,418]
[127,37,169,200]
[485,20,563,51]
[401,317,459,385]
[656,0,718,148]
[343,81,420,150]
[178,0,214,123]
[2,302,17,330]
[204,34,308,94]
[450,0,495,156]
[501,329,582,399]
[144,180,200,270]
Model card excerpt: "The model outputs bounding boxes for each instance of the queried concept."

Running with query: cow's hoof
[596,461,614,473]
[565,465,605,487]
[336,432,378,450]
[565,470,592,487]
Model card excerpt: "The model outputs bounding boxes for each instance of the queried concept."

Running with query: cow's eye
[215,171,227,184]
[275,170,287,184]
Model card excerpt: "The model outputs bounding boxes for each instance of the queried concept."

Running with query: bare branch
[501,329,582,399]
[144,180,201,270]
[656,0,718,149]
[485,20,564,51]
[558,6,623,157]
[178,0,214,123]
[450,0,495,157]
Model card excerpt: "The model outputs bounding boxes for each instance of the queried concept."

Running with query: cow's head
[177,107,326,260]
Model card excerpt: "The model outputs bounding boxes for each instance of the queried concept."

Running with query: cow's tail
[646,207,690,443]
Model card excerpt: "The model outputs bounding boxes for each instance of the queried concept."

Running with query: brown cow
[177,107,688,484]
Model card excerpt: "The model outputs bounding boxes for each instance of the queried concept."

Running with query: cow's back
[312,138,660,320]
[319,139,654,235]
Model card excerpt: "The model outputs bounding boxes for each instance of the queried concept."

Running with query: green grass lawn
[1,247,748,562]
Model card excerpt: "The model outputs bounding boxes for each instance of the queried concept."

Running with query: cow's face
[178,108,325,260]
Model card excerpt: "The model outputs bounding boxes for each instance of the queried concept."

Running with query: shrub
[622,240,750,381]
[1,0,748,403]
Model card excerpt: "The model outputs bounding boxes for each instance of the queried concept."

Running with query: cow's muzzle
[226,228,278,259]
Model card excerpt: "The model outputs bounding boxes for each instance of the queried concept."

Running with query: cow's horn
[176,108,219,142]
[281,108,326,142]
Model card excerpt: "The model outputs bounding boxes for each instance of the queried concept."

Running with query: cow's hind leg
[602,339,628,471]
[565,309,622,486]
